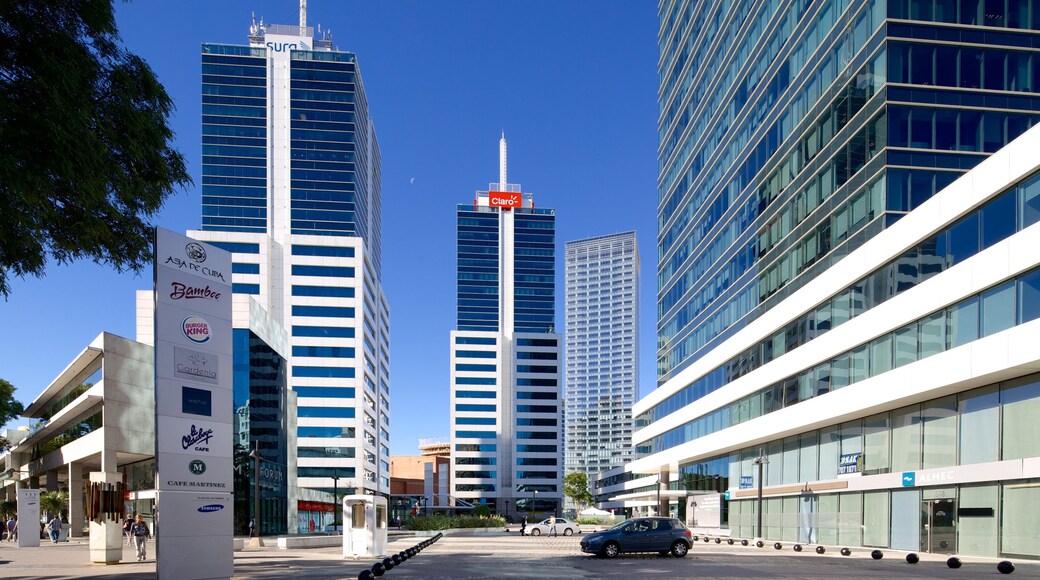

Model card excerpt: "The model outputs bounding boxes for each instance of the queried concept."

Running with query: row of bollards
[357,533,443,580]
[691,535,1016,574]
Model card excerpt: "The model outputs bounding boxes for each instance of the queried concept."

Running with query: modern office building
[450,135,562,518]
[619,0,1040,560]
[564,232,639,477]
[189,11,391,501]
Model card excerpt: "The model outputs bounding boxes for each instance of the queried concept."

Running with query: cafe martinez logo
[189,459,207,475]
[163,242,226,282]
[182,316,212,344]
[182,424,214,452]
[175,347,218,383]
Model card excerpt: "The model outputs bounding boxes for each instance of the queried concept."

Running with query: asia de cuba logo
[185,243,207,263]
[182,316,211,344]
[162,241,227,282]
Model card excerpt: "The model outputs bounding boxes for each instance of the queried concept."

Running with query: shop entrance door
[921,496,956,554]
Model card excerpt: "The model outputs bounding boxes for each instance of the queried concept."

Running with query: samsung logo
[197,504,225,513]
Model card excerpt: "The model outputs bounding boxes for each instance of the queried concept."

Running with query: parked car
[580,517,691,558]
[526,517,581,536]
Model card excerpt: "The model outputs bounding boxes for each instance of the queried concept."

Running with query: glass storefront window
[1001,376,1040,460]
[863,491,889,547]
[958,386,999,465]
[1001,481,1040,558]
[864,413,890,473]
[922,397,957,469]
[819,428,840,479]
[891,405,922,472]
[959,484,998,557]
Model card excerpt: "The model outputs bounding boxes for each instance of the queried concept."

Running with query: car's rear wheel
[531,528,541,536]
[671,541,689,558]
[602,541,620,559]
[563,528,573,536]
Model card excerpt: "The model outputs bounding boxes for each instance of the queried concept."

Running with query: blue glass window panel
[292,305,355,318]
[232,283,260,294]
[456,404,496,412]
[232,262,260,274]
[455,417,496,425]
[293,346,355,358]
[291,245,355,257]
[1018,268,1040,323]
[455,431,496,439]
[206,241,260,254]
[981,189,1016,249]
[298,406,355,419]
[456,377,496,385]
[947,213,980,266]
[517,431,557,440]
[516,445,557,453]
[456,350,496,359]
[981,281,1016,336]
[456,363,496,372]
[294,386,356,398]
[516,391,557,400]
[947,297,980,349]
[297,467,356,478]
[456,443,497,452]
[297,447,355,458]
[456,390,496,399]
[293,366,355,378]
[298,426,355,438]
[292,285,355,297]
[293,326,355,338]
[292,264,355,278]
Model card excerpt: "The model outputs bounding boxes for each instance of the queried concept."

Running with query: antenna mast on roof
[499,132,507,189]
[300,0,307,28]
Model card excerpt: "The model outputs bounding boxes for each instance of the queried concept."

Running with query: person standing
[520,516,527,536]
[123,515,135,546]
[248,518,255,538]
[47,515,62,542]
[131,514,150,561]
[6,516,16,542]
[548,514,557,537]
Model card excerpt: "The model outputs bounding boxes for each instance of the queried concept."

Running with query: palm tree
[39,490,69,521]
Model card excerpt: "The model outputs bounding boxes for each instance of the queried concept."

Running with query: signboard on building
[154,227,232,580]
[838,452,863,476]
[17,488,40,548]
[739,475,753,489]
[686,493,721,529]
[489,191,522,209]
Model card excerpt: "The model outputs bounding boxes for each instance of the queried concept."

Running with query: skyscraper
[613,0,1040,556]
[190,11,390,502]
[564,232,639,477]
[450,136,562,518]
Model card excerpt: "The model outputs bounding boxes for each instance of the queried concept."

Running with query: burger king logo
[182,316,212,344]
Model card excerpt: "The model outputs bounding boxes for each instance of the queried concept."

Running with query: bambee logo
[182,316,211,344]
[489,191,521,208]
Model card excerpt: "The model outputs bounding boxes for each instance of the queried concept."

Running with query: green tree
[40,490,69,520]
[0,0,191,297]
[0,378,25,450]
[563,472,594,511]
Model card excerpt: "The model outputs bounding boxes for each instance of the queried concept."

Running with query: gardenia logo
[182,316,211,344]
[197,504,224,513]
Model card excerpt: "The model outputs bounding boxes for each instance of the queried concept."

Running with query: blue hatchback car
[580,517,692,558]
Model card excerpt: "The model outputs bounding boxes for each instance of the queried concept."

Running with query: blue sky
[0,1,660,456]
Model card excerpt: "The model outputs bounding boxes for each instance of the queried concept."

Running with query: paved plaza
[0,532,1037,579]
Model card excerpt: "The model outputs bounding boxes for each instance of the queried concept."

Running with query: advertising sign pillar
[153,228,233,580]
[16,488,40,548]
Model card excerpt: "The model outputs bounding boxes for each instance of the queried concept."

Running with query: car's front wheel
[563,528,573,536]
[671,541,689,558]
[531,528,541,536]
[602,541,620,559]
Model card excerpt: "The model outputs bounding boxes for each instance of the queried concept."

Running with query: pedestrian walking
[6,516,16,542]
[47,515,62,542]
[248,518,255,538]
[548,514,557,537]
[130,514,151,561]
[520,516,527,536]
[123,515,135,546]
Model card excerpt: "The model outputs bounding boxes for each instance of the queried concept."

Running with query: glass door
[921,496,957,554]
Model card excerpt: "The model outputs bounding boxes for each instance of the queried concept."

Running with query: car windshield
[608,519,634,531]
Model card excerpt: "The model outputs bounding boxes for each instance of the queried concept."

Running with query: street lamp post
[533,489,538,515]
[331,475,340,534]
[753,452,769,541]
[656,477,663,516]
[249,443,265,547]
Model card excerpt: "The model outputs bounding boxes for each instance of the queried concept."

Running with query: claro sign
[489,191,522,209]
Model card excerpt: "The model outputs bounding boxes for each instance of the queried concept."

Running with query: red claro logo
[489,192,521,209]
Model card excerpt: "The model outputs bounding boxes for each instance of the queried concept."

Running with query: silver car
[526,517,581,536]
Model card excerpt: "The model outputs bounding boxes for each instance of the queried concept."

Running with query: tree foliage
[0,0,191,297]
[40,490,69,519]
[563,472,594,510]
[0,378,25,451]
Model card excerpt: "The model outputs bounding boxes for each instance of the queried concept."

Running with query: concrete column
[46,470,59,492]
[658,470,670,517]
[68,463,84,538]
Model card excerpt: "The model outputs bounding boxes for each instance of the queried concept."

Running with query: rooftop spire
[300,0,307,28]
[499,132,507,189]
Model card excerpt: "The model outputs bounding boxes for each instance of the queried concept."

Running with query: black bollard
[997,561,1015,574]
[727,538,734,545]
[741,539,749,546]
[906,553,919,564]
[704,536,710,543]
[815,546,826,554]
[774,542,782,550]
[871,550,883,560]
[840,547,851,556]
[756,540,764,548]
[371,562,385,577]
[358,570,374,580]
[399,551,409,561]
[692,535,699,541]
[793,544,802,552]
[715,537,722,544]
[382,557,395,571]
[391,554,402,565]
[948,557,962,569]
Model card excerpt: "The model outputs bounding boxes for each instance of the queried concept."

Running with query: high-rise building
[612,0,1040,558]
[450,135,562,519]
[564,232,639,477]
[190,12,391,501]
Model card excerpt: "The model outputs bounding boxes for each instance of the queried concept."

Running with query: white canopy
[579,507,612,516]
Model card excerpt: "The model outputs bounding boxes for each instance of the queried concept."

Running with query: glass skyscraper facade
[192,17,391,504]
[564,232,639,477]
[450,139,563,518]
[609,0,1040,557]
